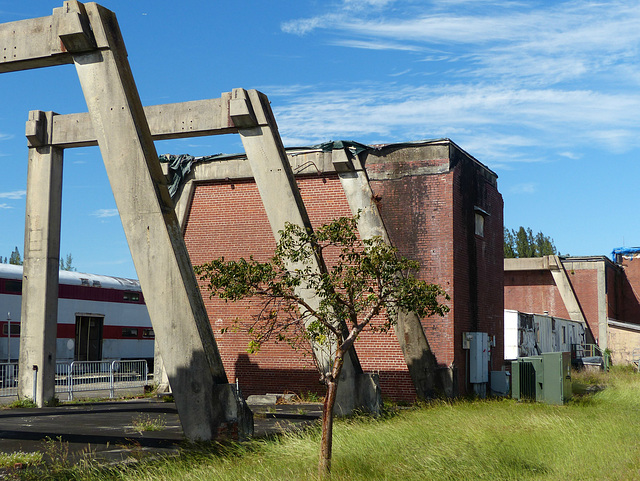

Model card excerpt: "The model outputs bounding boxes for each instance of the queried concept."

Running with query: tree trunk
[319,355,344,479]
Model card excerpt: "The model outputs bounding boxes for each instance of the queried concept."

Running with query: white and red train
[0,264,154,364]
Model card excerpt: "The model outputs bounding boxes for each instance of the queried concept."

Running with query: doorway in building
[75,315,104,361]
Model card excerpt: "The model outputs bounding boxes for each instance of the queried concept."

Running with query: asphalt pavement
[0,397,323,468]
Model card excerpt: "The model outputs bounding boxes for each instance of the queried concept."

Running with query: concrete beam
[19,111,62,406]
[0,1,97,73]
[332,147,442,398]
[50,97,239,148]
[504,256,557,271]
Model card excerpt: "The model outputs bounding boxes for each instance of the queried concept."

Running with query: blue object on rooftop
[611,247,640,261]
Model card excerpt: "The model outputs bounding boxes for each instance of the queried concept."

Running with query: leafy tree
[59,253,76,271]
[9,246,22,265]
[504,226,559,258]
[195,215,449,477]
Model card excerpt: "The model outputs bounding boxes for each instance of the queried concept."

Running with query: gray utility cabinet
[512,352,572,405]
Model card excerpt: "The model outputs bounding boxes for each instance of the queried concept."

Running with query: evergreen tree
[9,247,22,265]
[504,226,558,258]
[59,253,76,271]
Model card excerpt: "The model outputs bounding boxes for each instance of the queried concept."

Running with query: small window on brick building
[474,206,488,237]
[474,213,484,236]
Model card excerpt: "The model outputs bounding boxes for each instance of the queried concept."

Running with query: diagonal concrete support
[332,147,442,398]
[2,2,251,440]
[547,255,587,325]
[69,3,244,440]
[19,111,63,406]
[232,89,381,414]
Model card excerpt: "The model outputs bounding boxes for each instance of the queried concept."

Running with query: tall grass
[19,368,640,481]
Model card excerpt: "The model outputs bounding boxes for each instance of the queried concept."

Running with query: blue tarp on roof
[611,247,640,261]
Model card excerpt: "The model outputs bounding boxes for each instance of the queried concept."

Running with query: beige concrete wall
[608,325,640,365]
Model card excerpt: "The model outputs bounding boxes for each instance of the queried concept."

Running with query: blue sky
[2,0,640,279]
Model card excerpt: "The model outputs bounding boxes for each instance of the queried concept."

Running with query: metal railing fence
[0,359,149,399]
[0,363,18,397]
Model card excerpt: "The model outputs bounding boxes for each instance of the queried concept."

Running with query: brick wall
[617,257,640,325]
[504,270,567,317]
[183,141,503,400]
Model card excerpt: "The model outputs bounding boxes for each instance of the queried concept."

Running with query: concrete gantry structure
[25,89,384,415]
[0,1,251,440]
[2,1,384,421]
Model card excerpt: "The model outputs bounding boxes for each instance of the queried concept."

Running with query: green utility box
[511,352,572,404]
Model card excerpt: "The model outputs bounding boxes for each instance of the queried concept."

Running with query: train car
[0,264,153,364]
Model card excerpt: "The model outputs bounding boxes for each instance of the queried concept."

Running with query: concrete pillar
[332,147,441,398]
[232,89,379,414]
[67,3,248,440]
[596,261,608,350]
[19,111,62,406]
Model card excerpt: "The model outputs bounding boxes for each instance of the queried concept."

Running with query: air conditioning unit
[511,351,572,405]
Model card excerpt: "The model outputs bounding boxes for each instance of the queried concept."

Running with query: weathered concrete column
[232,89,380,414]
[63,2,248,439]
[333,147,443,398]
[19,111,63,406]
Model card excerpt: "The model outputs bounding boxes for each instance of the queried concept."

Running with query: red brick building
[175,139,504,400]
[504,251,640,365]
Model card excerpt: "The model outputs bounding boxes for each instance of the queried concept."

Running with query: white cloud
[330,39,422,52]
[0,203,12,209]
[508,183,537,194]
[282,14,337,35]
[0,190,26,200]
[282,1,640,88]
[272,81,640,168]
[92,209,119,218]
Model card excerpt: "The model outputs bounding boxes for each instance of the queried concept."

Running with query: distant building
[504,250,640,365]
[173,139,504,400]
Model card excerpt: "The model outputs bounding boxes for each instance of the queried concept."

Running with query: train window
[2,324,20,336]
[121,328,138,338]
[123,293,140,302]
[142,328,155,339]
[80,278,90,286]
[5,280,22,293]
[92,281,101,287]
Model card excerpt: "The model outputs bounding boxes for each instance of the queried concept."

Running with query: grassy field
[16,367,640,481]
